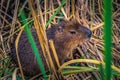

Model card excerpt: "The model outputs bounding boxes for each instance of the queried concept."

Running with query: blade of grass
[57,13,64,23]
[62,68,97,75]
[59,59,120,73]
[15,27,25,80]
[61,66,98,75]
[49,40,64,79]
[99,63,104,80]
[56,0,67,19]
[12,68,19,80]
[104,0,112,80]
[45,0,66,28]
[19,10,48,80]
[49,40,60,68]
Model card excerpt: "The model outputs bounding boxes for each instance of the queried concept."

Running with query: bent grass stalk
[15,27,25,80]
[59,59,120,75]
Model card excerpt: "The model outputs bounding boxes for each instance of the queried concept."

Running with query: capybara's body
[11,20,92,76]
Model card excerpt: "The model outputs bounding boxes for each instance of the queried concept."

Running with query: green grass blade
[19,10,48,80]
[45,0,66,28]
[57,13,64,23]
[62,66,98,75]
[99,64,104,80]
[112,70,120,76]
[103,0,112,80]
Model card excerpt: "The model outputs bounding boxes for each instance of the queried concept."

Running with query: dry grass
[0,0,120,80]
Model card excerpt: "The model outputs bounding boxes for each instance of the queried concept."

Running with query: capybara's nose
[84,28,92,38]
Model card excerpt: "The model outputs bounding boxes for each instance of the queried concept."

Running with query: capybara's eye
[69,30,76,35]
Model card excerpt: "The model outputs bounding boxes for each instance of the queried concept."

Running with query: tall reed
[104,0,112,80]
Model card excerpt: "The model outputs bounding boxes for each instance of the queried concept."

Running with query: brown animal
[11,20,92,76]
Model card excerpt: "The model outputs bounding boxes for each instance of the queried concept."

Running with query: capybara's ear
[57,26,64,33]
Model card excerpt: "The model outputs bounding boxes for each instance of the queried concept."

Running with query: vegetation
[0,0,120,80]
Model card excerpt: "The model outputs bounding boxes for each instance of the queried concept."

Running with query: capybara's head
[54,20,92,48]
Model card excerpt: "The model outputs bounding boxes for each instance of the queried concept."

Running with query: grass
[19,10,48,80]
[104,0,112,80]
[0,0,120,80]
